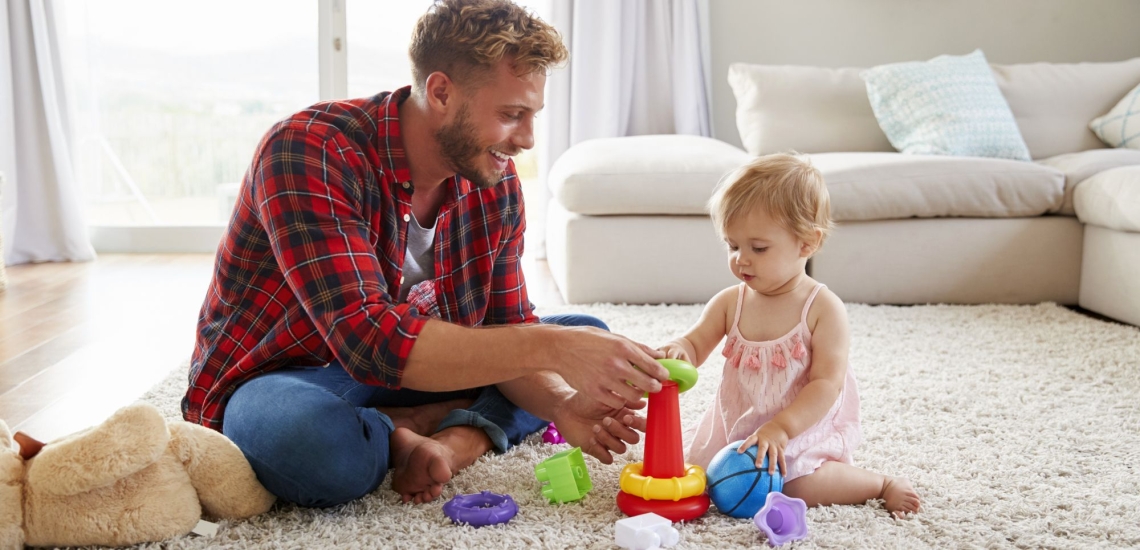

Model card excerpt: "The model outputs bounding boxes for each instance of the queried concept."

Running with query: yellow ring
[619,462,707,501]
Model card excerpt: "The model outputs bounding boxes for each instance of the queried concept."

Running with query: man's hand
[546,326,670,410]
[553,392,648,464]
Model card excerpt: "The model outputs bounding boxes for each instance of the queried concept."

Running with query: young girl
[661,154,921,518]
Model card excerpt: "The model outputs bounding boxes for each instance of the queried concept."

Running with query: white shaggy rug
[134,303,1140,549]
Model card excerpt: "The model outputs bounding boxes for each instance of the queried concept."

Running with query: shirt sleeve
[483,170,539,326]
[252,124,424,388]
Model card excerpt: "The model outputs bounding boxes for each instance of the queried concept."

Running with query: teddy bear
[0,402,276,549]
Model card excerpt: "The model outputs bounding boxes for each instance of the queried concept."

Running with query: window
[57,0,552,250]
[61,1,319,228]
[345,1,432,100]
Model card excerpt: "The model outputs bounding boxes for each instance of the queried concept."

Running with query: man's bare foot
[880,476,921,518]
[389,426,493,504]
[390,427,453,504]
[377,397,473,436]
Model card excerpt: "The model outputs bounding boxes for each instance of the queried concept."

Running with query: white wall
[708,0,1140,147]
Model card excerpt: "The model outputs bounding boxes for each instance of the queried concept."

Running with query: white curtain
[533,0,711,257]
[0,0,95,265]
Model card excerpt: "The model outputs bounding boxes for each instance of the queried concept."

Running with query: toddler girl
[661,154,920,518]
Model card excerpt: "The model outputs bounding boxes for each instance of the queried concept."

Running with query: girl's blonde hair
[409,0,568,92]
[709,153,835,249]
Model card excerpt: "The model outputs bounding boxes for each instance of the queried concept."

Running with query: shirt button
[400,276,405,284]
[403,213,410,222]
[401,182,410,189]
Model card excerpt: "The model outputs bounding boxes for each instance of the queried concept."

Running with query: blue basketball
[705,440,784,518]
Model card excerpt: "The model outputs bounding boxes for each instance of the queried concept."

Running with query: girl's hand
[658,340,692,363]
[738,421,789,476]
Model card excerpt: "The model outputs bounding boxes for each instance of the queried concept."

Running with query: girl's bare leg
[782,461,920,518]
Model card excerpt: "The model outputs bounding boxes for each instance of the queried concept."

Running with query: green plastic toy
[534,447,593,503]
[641,358,699,397]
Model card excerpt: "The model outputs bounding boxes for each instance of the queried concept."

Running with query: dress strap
[800,283,826,325]
[731,283,747,331]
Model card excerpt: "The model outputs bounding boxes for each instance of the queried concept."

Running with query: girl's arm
[660,286,736,367]
[768,288,850,438]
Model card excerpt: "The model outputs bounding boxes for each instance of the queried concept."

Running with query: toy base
[616,491,710,522]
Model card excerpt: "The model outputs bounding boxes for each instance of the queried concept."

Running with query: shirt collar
[376,86,474,203]
[376,87,413,187]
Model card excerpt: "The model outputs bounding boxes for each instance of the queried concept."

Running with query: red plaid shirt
[183,87,538,430]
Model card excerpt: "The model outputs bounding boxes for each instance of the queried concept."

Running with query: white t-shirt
[398,213,436,302]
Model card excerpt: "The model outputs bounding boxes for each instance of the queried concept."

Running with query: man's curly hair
[409,0,568,92]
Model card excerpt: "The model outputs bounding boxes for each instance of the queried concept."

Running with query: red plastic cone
[642,381,684,479]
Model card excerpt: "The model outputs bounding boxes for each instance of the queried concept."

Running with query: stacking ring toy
[658,359,698,393]
[642,358,698,396]
[620,462,707,501]
[442,491,518,527]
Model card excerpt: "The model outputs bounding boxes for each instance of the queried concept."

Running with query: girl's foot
[880,476,921,518]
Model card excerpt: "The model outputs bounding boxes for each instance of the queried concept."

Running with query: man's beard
[435,102,503,190]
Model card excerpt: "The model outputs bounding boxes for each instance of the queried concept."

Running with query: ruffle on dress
[722,332,807,371]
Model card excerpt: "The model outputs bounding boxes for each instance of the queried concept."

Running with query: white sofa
[546,58,1140,326]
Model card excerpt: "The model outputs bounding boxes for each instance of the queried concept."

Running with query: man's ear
[424,71,456,114]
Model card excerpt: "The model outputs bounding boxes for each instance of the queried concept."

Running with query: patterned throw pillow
[1090,81,1140,150]
[861,50,1031,161]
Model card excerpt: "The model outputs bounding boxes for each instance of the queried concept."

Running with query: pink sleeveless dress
[686,283,862,482]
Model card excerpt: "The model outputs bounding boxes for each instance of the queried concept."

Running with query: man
[183,0,670,507]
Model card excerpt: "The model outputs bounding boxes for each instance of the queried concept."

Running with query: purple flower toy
[753,492,808,546]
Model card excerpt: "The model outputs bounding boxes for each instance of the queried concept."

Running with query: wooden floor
[0,254,564,441]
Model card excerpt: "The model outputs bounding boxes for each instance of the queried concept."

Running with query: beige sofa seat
[811,152,1065,221]
[549,134,751,215]
[809,216,1083,305]
[807,153,1077,305]
[1075,167,1140,325]
[1037,149,1140,215]
[546,135,749,304]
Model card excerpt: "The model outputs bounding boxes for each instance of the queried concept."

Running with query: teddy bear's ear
[27,403,169,496]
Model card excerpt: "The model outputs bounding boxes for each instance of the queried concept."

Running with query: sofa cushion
[810,152,1064,222]
[727,58,1140,159]
[992,57,1140,159]
[1089,80,1140,150]
[727,63,893,156]
[549,135,751,215]
[1074,166,1140,233]
[861,50,1031,161]
[1035,149,1140,215]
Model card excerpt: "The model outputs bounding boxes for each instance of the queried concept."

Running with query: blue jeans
[222,313,608,508]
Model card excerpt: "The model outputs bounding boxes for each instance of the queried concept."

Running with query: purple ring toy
[442,491,518,527]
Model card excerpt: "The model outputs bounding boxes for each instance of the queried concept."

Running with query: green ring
[656,358,698,394]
